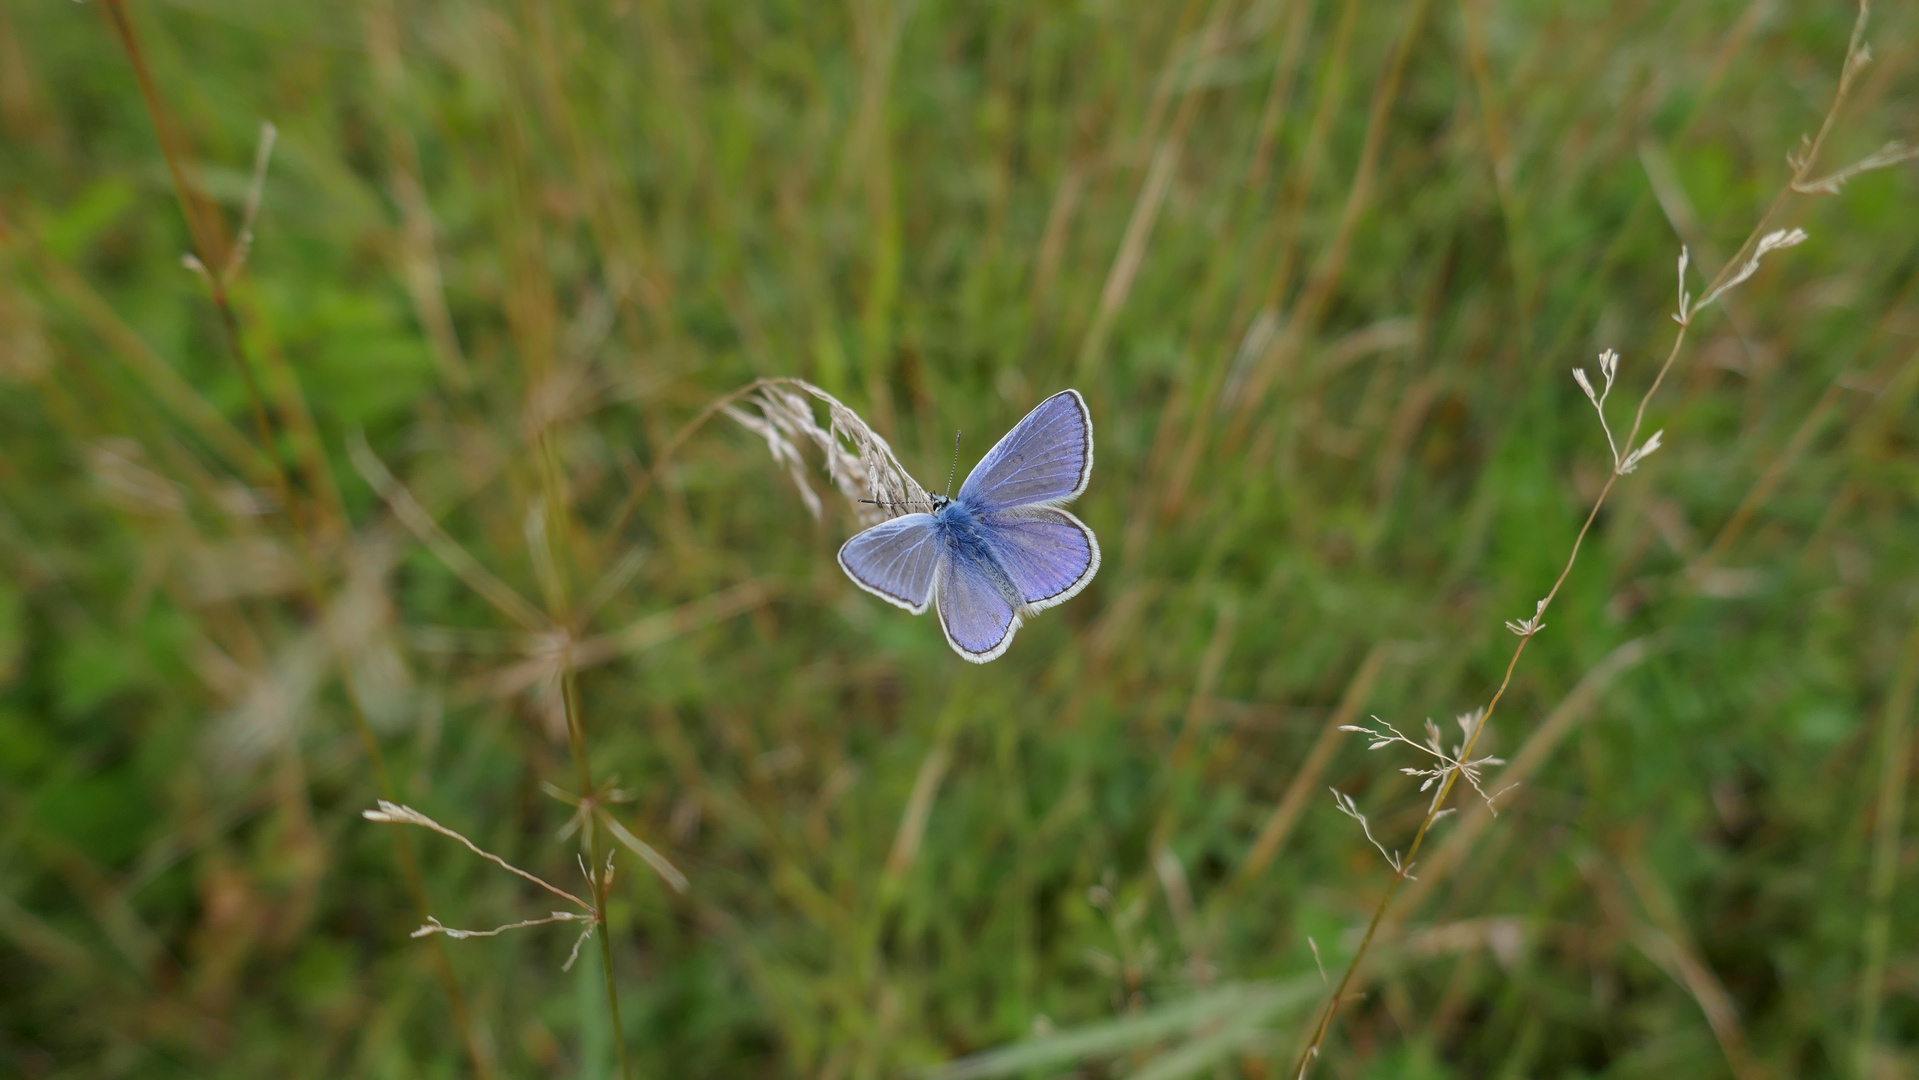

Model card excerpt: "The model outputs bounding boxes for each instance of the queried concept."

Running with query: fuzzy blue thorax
[932,498,1022,604]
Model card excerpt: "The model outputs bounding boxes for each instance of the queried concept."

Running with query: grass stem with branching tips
[1289,4,1882,1071]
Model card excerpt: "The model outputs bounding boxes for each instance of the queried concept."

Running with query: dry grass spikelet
[723,378,931,527]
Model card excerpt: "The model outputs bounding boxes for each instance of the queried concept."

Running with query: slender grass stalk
[1074,0,1230,382]
[1227,0,1432,441]
[97,6,501,1074]
[522,303,630,1075]
[563,669,631,1080]
[337,660,499,1080]
[1287,434,1642,1071]
[605,380,772,539]
[99,0,291,520]
[356,423,640,1074]
[1288,5,1879,1072]
[1852,611,1919,1077]
[1290,324,1667,1078]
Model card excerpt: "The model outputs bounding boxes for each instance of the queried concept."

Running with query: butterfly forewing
[979,507,1100,610]
[956,390,1093,513]
[837,513,943,614]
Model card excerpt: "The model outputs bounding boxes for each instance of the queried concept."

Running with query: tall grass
[2,0,1917,1077]
[1291,10,1889,1071]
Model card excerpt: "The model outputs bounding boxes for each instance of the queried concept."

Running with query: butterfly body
[837,390,1099,663]
[931,500,999,573]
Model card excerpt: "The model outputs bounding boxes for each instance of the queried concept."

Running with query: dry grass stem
[346,432,550,630]
[409,914,599,973]
[1330,789,1407,877]
[1237,646,1391,884]
[363,801,607,973]
[1790,138,1919,194]
[363,801,593,912]
[1290,5,1880,1071]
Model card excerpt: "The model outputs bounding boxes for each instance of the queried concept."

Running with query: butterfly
[838,389,1100,663]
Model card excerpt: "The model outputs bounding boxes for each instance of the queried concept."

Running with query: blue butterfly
[838,390,1100,663]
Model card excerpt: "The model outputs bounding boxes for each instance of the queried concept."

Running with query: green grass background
[2,0,1917,1077]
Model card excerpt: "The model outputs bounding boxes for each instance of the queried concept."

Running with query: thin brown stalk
[605,380,771,539]
[99,0,289,515]
[1075,0,1233,381]
[335,641,499,1080]
[98,5,499,1073]
[365,801,592,911]
[1287,7,1878,1070]
[1228,0,1433,438]
[1237,645,1389,885]
[523,322,630,1075]
[1852,609,1919,1076]
[1286,421,1641,1073]
[562,670,631,1080]
[1619,848,1766,1080]
[350,415,628,1071]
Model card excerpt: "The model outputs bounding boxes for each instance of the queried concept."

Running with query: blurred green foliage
[2,0,1917,1077]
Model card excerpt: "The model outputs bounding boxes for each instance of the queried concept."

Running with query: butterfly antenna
[946,430,962,498]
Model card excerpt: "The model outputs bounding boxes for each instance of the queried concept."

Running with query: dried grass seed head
[1693,228,1810,315]
[727,379,931,527]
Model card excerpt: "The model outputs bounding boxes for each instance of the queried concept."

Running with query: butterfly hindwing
[935,547,1022,663]
[978,506,1100,610]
